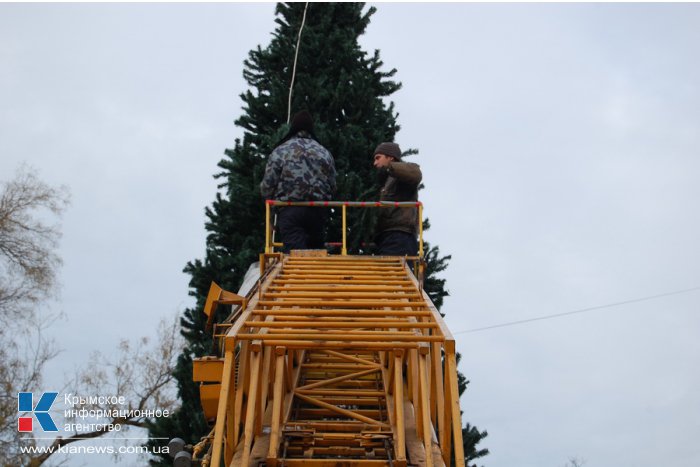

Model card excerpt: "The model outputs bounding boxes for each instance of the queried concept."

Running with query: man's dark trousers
[376,230,418,256]
[276,207,327,253]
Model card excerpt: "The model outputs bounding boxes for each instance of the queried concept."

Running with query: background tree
[0,167,183,466]
[562,457,586,467]
[0,165,68,465]
[0,165,68,318]
[24,315,182,467]
[149,3,487,465]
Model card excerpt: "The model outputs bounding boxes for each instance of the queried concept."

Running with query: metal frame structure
[264,200,424,258]
[190,201,465,467]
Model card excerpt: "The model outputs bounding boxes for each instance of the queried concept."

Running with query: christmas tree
[149,3,487,465]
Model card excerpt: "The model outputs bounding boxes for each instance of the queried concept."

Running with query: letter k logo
[18,392,59,432]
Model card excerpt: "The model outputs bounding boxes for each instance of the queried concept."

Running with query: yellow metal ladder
[193,254,465,467]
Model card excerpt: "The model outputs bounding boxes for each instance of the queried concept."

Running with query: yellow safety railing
[264,199,424,257]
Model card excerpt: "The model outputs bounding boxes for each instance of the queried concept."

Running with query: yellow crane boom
[178,201,466,466]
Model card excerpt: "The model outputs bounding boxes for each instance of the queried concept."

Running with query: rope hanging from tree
[287,2,309,124]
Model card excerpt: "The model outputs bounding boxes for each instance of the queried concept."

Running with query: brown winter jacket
[376,161,423,236]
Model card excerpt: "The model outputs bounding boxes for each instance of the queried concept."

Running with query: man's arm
[388,161,422,185]
[260,153,282,200]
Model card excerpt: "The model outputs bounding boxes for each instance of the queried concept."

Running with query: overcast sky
[2,3,699,467]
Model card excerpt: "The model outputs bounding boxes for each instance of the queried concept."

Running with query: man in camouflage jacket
[372,142,422,256]
[260,111,336,252]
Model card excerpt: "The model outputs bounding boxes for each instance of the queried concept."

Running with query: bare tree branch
[0,164,69,323]
[562,456,587,467]
[0,167,180,465]
[23,314,183,466]
[0,166,68,466]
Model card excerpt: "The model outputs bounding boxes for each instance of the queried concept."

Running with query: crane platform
[180,200,465,466]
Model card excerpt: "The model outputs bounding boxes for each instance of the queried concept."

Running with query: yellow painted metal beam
[195,253,459,467]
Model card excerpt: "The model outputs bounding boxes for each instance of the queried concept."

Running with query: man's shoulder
[271,136,333,163]
[273,138,300,154]
[395,161,421,168]
[391,161,422,173]
[276,136,320,150]
[387,160,422,186]
[299,138,333,161]
[303,137,331,151]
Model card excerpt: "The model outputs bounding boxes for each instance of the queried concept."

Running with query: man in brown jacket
[372,142,422,256]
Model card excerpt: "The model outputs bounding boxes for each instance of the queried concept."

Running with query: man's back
[260,133,336,202]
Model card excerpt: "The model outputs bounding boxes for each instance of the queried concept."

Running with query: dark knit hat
[275,110,317,148]
[290,110,314,135]
[373,142,402,160]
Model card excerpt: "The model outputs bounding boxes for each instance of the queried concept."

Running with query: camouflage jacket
[260,132,336,201]
[377,161,422,235]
